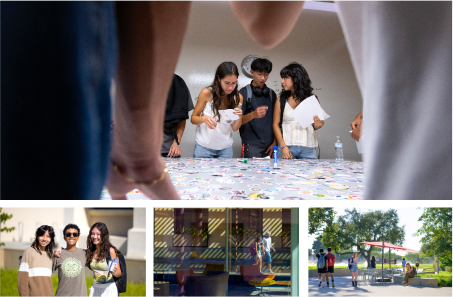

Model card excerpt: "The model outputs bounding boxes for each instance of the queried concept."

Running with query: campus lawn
[0,269,146,296]
[415,271,452,287]
[309,264,433,270]
[309,264,367,270]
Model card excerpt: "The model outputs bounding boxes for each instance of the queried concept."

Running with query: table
[102,158,365,200]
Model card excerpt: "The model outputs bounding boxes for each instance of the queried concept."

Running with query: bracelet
[112,159,168,186]
[281,146,286,149]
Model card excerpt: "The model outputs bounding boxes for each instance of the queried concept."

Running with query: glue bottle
[274,145,278,168]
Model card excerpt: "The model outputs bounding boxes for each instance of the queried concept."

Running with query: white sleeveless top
[195,100,234,150]
[282,102,318,147]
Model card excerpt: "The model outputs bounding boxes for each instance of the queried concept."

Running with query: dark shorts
[243,143,269,158]
[318,267,327,274]
[327,266,334,273]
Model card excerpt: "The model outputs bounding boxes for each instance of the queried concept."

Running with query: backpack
[106,248,127,293]
[348,257,353,270]
[317,254,326,269]
[250,243,257,256]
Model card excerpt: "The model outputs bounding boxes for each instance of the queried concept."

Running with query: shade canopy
[360,241,420,253]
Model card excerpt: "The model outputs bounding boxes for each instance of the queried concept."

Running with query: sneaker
[318,282,322,287]
[332,283,335,288]
[322,283,325,288]
[269,269,274,274]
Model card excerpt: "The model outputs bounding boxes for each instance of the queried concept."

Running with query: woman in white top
[273,63,324,159]
[191,62,243,158]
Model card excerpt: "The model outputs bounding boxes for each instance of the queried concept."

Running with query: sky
[308,207,426,255]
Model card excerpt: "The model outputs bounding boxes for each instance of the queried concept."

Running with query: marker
[274,145,278,168]
[237,159,247,163]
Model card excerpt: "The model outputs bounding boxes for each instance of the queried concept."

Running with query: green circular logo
[62,257,82,278]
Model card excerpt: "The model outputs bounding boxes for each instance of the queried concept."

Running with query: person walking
[349,252,359,287]
[316,249,328,288]
[261,231,276,274]
[326,247,335,287]
[402,258,406,272]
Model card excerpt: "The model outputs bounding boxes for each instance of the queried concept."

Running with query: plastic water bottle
[335,136,344,161]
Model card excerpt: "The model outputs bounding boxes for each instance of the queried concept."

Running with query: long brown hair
[209,62,240,121]
[86,222,121,267]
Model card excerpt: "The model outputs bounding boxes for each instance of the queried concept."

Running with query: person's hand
[265,140,277,157]
[313,116,324,129]
[112,264,118,277]
[167,143,181,157]
[282,146,292,159]
[351,122,361,141]
[106,157,180,200]
[253,106,268,118]
[351,114,362,129]
[204,116,217,129]
[233,108,243,117]
[54,246,63,258]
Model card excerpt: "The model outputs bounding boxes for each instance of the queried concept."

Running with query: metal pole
[389,249,391,270]
[225,208,229,294]
[291,208,299,296]
[381,241,384,283]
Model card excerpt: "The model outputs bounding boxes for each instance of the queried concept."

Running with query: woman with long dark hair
[252,236,263,271]
[18,225,55,296]
[87,222,122,296]
[191,61,243,158]
[273,63,324,159]
[370,255,376,268]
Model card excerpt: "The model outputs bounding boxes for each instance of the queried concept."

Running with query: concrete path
[309,276,452,296]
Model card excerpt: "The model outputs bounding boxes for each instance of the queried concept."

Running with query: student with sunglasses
[53,224,87,296]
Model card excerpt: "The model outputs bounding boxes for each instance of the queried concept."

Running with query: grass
[1,268,146,296]
[414,271,452,287]
[309,263,434,270]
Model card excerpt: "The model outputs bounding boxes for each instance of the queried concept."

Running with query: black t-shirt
[239,84,277,148]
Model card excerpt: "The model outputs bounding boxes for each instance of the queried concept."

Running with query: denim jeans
[277,145,317,159]
[193,143,233,158]
[2,2,117,200]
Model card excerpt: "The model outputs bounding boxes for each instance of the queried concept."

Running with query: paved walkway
[309,276,452,296]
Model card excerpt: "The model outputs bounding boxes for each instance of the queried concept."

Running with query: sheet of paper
[356,135,363,154]
[292,95,330,128]
[219,109,239,122]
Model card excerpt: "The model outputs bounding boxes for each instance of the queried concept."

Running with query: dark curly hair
[209,61,240,121]
[63,223,80,236]
[86,222,121,268]
[31,225,55,259]
[280,62,314,102]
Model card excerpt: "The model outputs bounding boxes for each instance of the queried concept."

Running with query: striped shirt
[18,247,54,296]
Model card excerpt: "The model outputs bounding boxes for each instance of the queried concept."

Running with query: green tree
[322,208,405,268]
[308,208,336,235]
[312,235,323,253]
[0,208,15,247]
[415,208,452,270]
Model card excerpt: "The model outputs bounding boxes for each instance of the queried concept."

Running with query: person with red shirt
[326,247,335,287]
